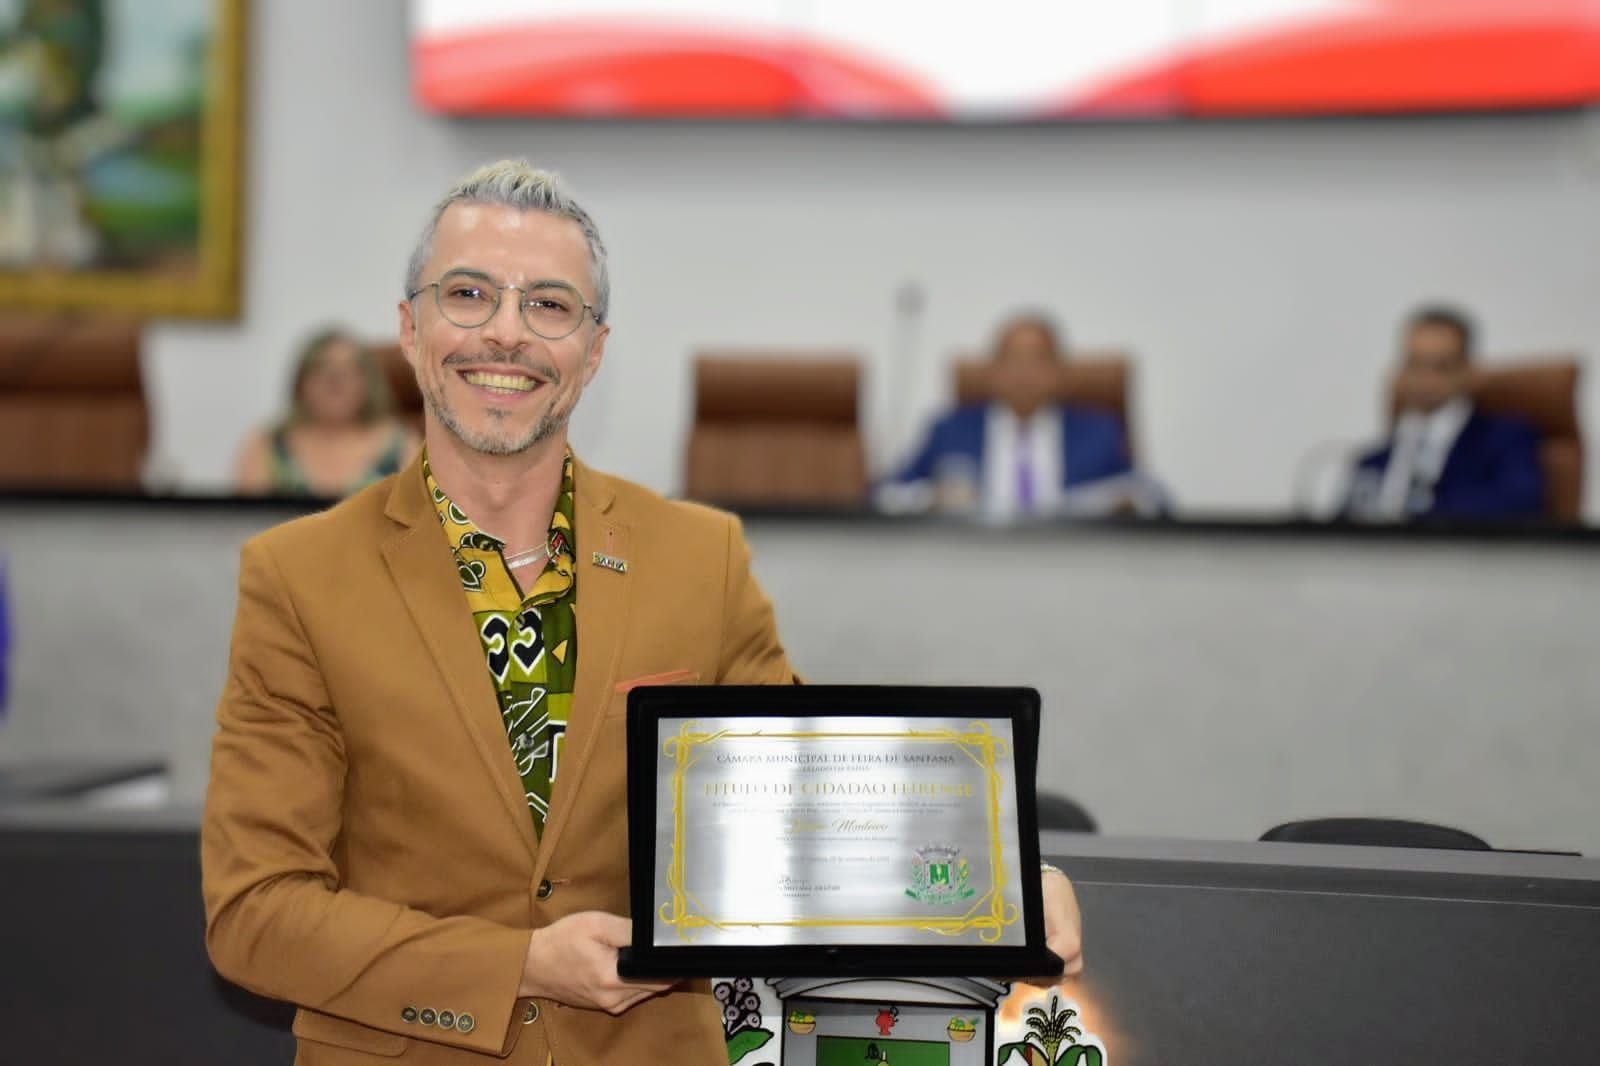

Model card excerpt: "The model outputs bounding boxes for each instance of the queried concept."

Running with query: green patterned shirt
[425,452,578,835]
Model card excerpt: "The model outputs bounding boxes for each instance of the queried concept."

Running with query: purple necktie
[1017,423,1035,513]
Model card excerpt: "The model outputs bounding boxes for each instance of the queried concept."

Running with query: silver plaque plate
[650,714,1026,948]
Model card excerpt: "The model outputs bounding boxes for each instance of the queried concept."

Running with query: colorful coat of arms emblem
[907,845,975,904]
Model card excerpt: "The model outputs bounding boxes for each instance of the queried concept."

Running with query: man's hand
[1020,868,1084,986]
[519,911,676,1014]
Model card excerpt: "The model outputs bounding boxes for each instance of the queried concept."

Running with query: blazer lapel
[534,459,632,877]
[1434,412,1483,491]
[380,459,539,861]
[1057,408,1074,486]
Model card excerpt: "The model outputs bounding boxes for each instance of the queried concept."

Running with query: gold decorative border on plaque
[658,720,1020,943]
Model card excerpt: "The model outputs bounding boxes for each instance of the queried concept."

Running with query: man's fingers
[588,913,635,948]
[521,911,685,1011]
[1049,936,1085,976]
[1047,928,1085,974]
[1040,870,1084,972]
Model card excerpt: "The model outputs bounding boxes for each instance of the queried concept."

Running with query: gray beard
[423,386,574,457]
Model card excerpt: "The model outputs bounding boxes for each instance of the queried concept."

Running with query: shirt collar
[1397,397,1473,448]
[1430,397,1474,443]
[422,448,578,606]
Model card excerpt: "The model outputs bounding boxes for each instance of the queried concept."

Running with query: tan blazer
[202,456,796,1064]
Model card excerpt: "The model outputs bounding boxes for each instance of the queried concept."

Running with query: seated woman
[234,328,420,497]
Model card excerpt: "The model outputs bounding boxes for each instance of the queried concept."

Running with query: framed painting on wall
[0,0,245,319]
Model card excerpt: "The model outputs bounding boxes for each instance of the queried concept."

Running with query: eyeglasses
[408,270,600,340]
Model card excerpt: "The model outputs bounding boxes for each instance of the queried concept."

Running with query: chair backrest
[952,351,1135,461]
[368,343,425,435]
[1035,790,1098,833]
[1261,817,1490,851]
[686,353,867,506]
[0,316,147,490]
[1389,357,1583,521]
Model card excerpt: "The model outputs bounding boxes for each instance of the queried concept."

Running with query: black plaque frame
[618,685,1062,979]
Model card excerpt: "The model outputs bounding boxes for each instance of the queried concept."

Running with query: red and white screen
[412,0,1600,119]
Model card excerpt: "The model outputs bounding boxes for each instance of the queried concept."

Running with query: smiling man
[201,160,1083,1065]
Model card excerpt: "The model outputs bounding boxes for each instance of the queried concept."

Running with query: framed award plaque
[618,685,1062,979]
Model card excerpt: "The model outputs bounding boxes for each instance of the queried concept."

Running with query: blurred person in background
[1344,306,1544,522]
[884,311,1161,519]
[234,327,419,497]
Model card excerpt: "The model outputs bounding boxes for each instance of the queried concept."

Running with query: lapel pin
[592,551,629,574]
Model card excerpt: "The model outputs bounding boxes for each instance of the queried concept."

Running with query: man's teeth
[462,371,537,393]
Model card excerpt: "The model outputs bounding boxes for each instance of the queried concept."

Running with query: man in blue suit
[888,314,1135,519]
[1345,307,1545,522]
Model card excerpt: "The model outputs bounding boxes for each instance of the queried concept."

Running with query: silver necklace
[504,542,550,570]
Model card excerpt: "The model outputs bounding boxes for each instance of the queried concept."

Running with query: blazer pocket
[613,668,701,695]
[292,1008,408,1057]
[608,669,702,718]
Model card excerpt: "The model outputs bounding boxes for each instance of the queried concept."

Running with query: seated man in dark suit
[1345,306,1545,522]
[885,313,1138,519]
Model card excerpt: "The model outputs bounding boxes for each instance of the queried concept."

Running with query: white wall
[145,0,1600,517]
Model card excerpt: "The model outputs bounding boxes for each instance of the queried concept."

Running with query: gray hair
[405,160,610,324]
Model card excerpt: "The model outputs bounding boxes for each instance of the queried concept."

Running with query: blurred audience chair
[1390,357,1583,521]
[1037,790,1098,834]
[685,354,867,506]
[954,351,1137,462]
[0,316,147,490]
[1261,817,1490,851]
[369,342,425,434]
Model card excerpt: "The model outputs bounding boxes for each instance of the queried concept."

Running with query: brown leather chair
[685,354,867,506]
[952,351,1136,461]
[0,316,147,490]
[1389,357,1583,521]
[368,343,425,435]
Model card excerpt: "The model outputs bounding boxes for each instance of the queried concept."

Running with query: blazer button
[420,1008,437,1026]
[438,1010,456,1029]
[401,1006,418,1024]
[456,1013,476,1034]
[536,879,554,900]
[522,1001,541,1025]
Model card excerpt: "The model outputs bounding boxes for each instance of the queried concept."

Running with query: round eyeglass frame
[408,274,601,341]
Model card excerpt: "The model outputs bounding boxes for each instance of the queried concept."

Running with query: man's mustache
[441,351,560,383]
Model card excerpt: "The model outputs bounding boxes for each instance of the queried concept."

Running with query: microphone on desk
[1291,439,1363,520]
[880,279,926,484]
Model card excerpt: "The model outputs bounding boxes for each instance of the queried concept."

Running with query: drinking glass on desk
[933,454,981,516]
